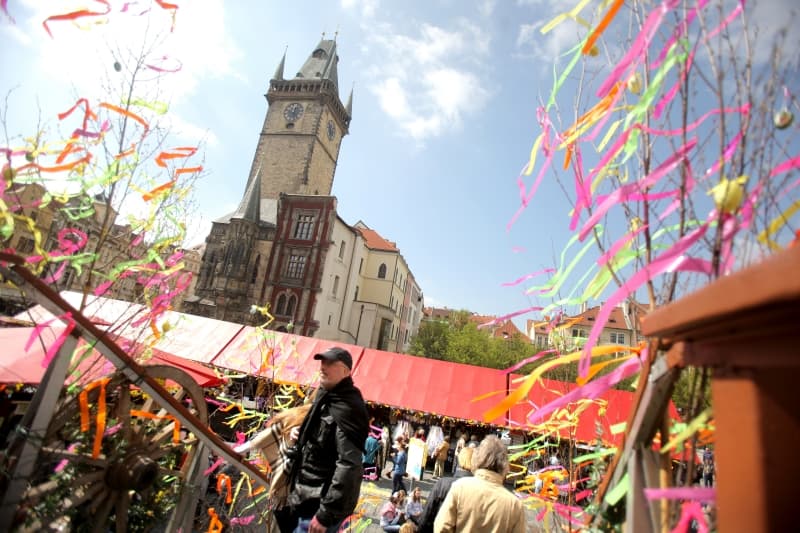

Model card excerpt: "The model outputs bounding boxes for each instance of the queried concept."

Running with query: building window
[332,275,340,297]
[286,295,297,316]
[16,237,35,254]
[339,240,345,259]
[378,263,387,279]
[354,286,359,301]
[610,332,626,344]
[293,214,315,240]
[572,328,587,338]
[328,314,332,325]
[286,254,306,278]
[405,329,409,343]
[251,255,260,283]
[359,258,363,274]
[276,294,287,315]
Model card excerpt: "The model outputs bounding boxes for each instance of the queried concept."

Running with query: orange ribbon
[130,409,181,443]
[142,180,177,202]
[582,0,624,55]
[100,102,149,134]
[207,508,224,533]
[78,377,111,458]
[42,1,111,37]
[216,473,233,504]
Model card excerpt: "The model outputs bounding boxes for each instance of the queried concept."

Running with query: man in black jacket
[417,446,473,533]
[275,347,369,533]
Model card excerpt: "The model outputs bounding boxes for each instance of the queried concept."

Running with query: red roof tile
[357,227,399,252]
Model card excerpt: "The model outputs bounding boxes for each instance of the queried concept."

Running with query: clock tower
[246,38,353,200]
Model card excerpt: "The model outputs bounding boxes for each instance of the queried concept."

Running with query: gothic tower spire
[296,38,339,92]
[345,85,353,118]
[232,167,261,223]
[273,47,286,81]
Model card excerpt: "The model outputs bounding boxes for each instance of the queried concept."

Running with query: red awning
[0,327,226,388]
[507,373,681,445]
[352,349,511,425]
[207,327,365,388]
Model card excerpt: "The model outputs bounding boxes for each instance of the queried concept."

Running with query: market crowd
[234,346,527,533]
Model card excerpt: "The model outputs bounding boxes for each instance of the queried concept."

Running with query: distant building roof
[356,226,398,252]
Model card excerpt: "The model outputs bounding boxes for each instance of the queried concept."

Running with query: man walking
[275,347,369,533]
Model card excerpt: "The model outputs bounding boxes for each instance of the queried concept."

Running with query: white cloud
[363,20,492,142]
[479,0,498,18]
[12,0,241,132]
[375,77,411,120]
[341,0,379,19]
[167,114,219,148]
[516,18,585,62]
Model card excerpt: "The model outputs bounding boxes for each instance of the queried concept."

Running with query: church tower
[246,38,353,200]
[185,37,353,328]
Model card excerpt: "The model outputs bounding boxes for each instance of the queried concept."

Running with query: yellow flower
[708,175,748,214]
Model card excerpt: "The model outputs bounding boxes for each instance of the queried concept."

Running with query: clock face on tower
[327,120,336,140]
[283,102,304,122]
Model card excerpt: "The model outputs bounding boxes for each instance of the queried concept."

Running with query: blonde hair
[399,523,416,533]
[457,446,474,471]
[268,402,312,440]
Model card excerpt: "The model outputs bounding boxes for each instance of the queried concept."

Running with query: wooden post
[640,246,800,533]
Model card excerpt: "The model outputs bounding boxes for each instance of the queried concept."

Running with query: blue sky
[2,0,798,328]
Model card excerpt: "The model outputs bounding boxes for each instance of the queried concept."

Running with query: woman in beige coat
[434,436,526,533]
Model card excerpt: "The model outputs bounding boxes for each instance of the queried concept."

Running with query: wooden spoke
[14,366,209,532]
[92,491,117,533]
[114,491,129,533]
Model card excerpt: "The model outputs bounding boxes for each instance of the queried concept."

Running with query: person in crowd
[467,434,479,448]
[392,437,409,494]
[273,347,369,533]
[380,491,406,532]
[433,436,526,533]
[432,437,450,478]
[380,426,391,475]
[417,447,474,533]
[363,434,381,478]
[702,457,715,487]
[405,486,425,526]
[234,402,312,509]
[452,433,467,474]
[399,522,416,533]
[410,428,427,480]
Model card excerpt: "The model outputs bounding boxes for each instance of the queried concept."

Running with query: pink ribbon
[579,222,710,376]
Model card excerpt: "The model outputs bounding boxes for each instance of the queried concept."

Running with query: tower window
[354,286,359,301]
[358,258,363,274]
[332,275,340,297]
[286,254,307,279]
[312,49,327,59]
[293,214,315,240]
[339,240,346,259]
[251,255,260,283]
[378,263,387,279]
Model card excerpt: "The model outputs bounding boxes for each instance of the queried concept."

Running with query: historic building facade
[183,39,424,350]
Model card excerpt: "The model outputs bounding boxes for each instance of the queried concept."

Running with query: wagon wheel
[15,364,208,532]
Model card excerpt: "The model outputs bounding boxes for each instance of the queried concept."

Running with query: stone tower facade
[247,39,352,200]
[184,39,352,332]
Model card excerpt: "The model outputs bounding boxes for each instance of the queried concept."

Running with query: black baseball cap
[313,347,353,369]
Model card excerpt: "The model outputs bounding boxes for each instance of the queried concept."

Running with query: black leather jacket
[417,470,472,533]
[287,377,369,526]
